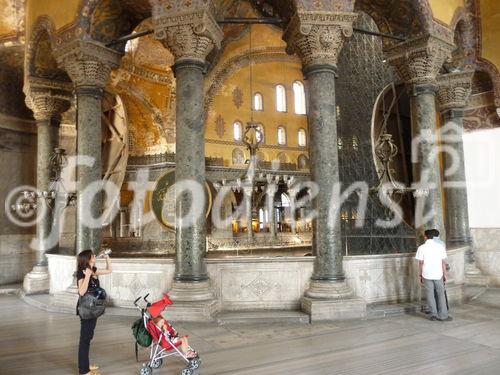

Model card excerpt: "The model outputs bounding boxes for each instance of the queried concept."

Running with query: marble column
[56,40,121,253]
[266,183,277,238]
[152,3,223,320]
[385,34,455,241]
[23,79,72,294]
[436,71,474,246]
[284,10,366,321]
[436,70,487,285]
[243,186,254,241]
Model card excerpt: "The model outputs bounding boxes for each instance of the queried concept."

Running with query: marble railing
[46,246,466,309]
[128,152,224,167]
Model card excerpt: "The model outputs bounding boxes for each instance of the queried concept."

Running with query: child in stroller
[134,294,200,375]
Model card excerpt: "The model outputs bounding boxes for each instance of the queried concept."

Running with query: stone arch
[297,154,309,169]
[276,152,288,163]
[112,78,172,142]
[77,0,151,49]
[355,0,433,45]
[446,0,500,107]
[25,16,70,82]
[232,148,245,165]
[204,46,299,114]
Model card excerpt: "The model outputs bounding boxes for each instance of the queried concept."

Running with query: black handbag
[78,287,107,320]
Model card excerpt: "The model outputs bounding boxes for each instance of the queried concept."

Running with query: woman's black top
[76,266,100,289]
[76,266,99,316]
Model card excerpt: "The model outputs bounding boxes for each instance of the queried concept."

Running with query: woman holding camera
[76,250,112,375]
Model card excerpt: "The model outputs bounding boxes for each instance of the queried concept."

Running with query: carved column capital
[385,34,455,89]
[151,6,223,64]
[436,70,474,112]
[25,77,73,122]
[55,40,122,88]
[283,11,358,68]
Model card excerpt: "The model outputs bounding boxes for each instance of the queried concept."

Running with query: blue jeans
[423,278,448,319]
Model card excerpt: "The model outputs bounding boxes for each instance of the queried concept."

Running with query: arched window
[277,126,286,145]
[259,208,265,229]
[232,148,245,165]
[256,123,264,143]
[233,121,242,141]
[281,193,290,207]
[298,128,307,147]
[293,81,306,114]
[253,93,263,111]
[276,85,286,112]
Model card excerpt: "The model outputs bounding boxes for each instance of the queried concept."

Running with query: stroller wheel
[180,368,193,375]
[140,365,153,375]
[150,358,163,369]
[189,357,201,370]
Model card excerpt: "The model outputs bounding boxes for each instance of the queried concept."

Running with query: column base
[53,283,79,309]
[465,262,490,286]
[23,265,50,294]
[444,282,465,304]
[301,280,366,322]
[165,280,219,322]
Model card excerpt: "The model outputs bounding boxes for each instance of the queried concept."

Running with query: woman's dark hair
[77,249,95,272]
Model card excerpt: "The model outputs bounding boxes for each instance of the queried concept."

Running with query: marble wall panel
[0,234,34,285]
[472,228,500,285]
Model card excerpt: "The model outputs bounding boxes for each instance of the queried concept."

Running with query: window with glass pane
[253,93,263,111]
[277,126,286,145]
[276,85,286,112]
[298,128,307,146]
[256,123,264,143]
[293,81,306,114]
[233,121,242,141]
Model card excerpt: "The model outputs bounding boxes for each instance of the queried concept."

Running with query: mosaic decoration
[336,11,416,255]
[150,170,214,230]
[215,114,225,138]
[463,106,500,132]
[232,86,243,109]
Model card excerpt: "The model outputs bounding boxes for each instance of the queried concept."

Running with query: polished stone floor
[1,289,500,375]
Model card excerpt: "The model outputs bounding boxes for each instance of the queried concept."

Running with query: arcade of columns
[22,1,480,320]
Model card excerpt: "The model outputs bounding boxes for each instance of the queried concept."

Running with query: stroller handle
[133,296,141,306]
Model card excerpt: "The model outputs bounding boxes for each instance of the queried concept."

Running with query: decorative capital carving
[436,70,474,111]
[24,77,72,121]
[283,11,358,68]
[151,6,223,64]
[55,40,122,88]
[384,34,455,88]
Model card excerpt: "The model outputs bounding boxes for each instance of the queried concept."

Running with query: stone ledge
[215,310,310,324]
[302,297,367,322]
[159,300,219,322]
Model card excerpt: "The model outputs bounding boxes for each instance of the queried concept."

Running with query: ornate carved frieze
[25,76,72,121]
[54,40,122,88]
[384,34,455,88]
[436,70,474,111]
[283,11,358,67]
[121,60,172,85]
[152,7,223,63]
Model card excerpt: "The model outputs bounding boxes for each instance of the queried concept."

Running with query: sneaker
[437,316,453,322]
[429,316,438,321]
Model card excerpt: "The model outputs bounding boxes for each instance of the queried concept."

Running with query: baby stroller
[133,294,201,375]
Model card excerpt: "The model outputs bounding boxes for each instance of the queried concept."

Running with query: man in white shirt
[415,229,452,321]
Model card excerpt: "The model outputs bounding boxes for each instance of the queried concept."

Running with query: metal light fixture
[10,147,77,216]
